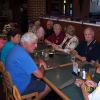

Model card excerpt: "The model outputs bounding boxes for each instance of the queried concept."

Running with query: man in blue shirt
[5,32,50,99]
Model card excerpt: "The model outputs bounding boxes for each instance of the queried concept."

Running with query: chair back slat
[3,71,13,94]
[3,70,39,100]
[0,61,5,74]
[13,85,22,100]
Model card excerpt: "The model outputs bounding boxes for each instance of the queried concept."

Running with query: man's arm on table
[33,58,47,79]
[71,50,86,62]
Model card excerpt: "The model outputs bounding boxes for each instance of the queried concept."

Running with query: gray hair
[21,32,38,44]
[53,24,62,30]
[84,27,95,36]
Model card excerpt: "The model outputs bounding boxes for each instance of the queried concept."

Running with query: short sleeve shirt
[5,45,38,93]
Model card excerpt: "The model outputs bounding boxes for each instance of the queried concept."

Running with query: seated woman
[75,79,100,100]
[45,24,65,46]
[1,28,21,64]
[75,27,100,62]
[31,20,45,41]
[52,25,79,53]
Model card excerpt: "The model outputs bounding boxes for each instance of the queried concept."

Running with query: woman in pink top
[32,21,45,41]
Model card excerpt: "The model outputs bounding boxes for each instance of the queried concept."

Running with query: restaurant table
[34,42,99,100]
[43,62,100,100]
[34,43,84,100]
[43,66,84,100]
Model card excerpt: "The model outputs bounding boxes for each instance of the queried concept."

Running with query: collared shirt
[75,40,100,61]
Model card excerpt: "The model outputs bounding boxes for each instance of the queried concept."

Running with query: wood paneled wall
[40,18,100,43]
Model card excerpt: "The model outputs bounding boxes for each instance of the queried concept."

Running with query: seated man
[75,79,100,100]
[5,32,50,99]
[44,20,54,39]
[75,27,100,62]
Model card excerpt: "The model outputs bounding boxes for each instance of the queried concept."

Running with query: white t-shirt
[88,81,100,100]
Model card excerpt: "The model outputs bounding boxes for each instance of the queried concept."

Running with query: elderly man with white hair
[75,27,100,62]
[5,32,51,99]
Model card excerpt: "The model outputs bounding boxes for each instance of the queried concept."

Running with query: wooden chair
[0,61,5,74]
[3,71,15,100]
[3,71,39,100]
[0,61,7,93]
[13,85,39,100]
